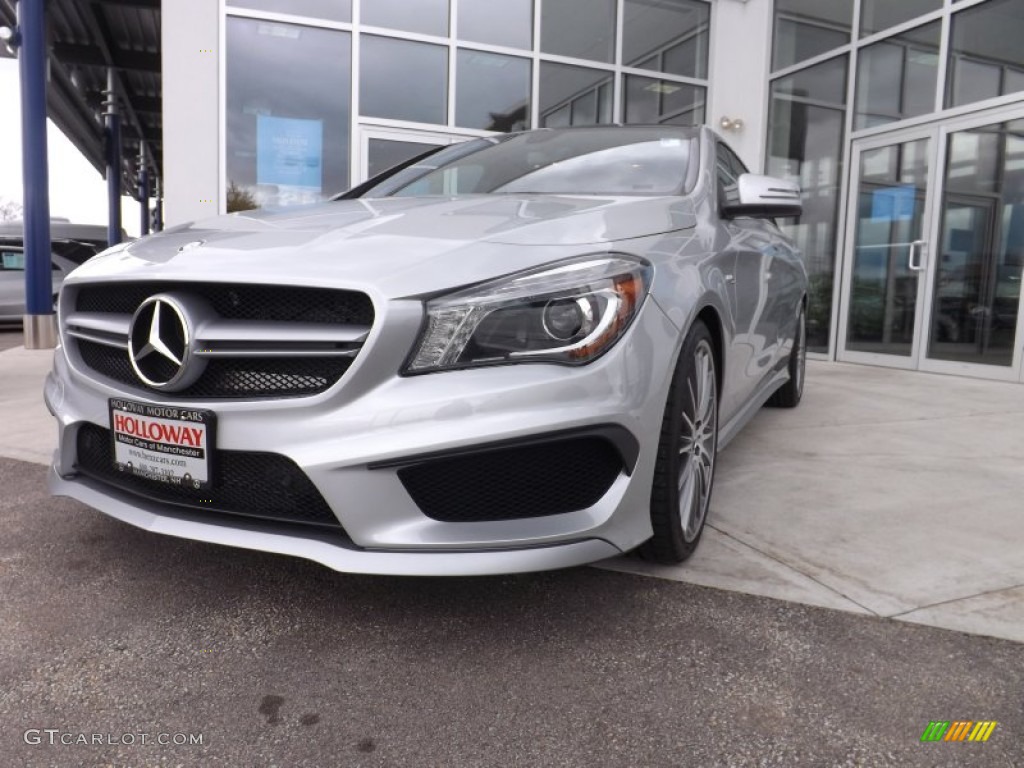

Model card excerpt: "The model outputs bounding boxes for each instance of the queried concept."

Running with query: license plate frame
[108,398,215,491]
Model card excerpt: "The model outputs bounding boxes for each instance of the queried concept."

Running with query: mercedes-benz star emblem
[128,295,193,390]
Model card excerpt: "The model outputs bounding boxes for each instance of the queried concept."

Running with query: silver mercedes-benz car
[45,125,807,576]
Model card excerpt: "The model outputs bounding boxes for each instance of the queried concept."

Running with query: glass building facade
[767,0,1024,369]
[208,0,1024,381]
[225,0,711,209]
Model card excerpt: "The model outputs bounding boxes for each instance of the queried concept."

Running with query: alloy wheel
[795,310,807,396]
[678,340,717,543]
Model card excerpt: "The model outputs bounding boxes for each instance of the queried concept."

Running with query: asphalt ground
[1,459,1021,767]
[0,328,25,352]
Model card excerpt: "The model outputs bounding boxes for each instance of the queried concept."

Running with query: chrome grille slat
[193,347,360,359]
[64,312,132,337]
[194,320,371,345]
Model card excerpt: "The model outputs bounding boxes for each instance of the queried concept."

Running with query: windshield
[353,127,699,199]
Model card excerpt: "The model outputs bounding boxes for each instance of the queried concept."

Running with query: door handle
[908,240,927,272]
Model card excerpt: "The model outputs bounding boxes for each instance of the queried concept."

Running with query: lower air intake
[397,436,624,522]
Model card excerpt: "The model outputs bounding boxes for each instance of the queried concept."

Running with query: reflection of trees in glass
[848,276,885,342]
[226,181,258,213]
[0,198,23,222]
[806,272,835,347]
[484,105,528,133]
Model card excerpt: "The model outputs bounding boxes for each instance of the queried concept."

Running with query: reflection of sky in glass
[360,36,447,124]
[227,0,351,21]
[459,0,533,50]
[860,0,940,36]
[379,132,696,198]
[497,142,691,195]
[541,0,616,62]
[362,0,448,36]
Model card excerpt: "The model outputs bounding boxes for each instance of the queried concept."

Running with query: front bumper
[45,298,680,576]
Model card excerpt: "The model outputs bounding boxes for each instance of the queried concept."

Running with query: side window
[715,143,740,210]
[717,142,753,215]
[722,144,750,177]
[715,143,738,192]
[0,251,63,272]
[1,251,26,271]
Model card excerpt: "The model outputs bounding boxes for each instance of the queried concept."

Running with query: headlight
[405,255,651,374]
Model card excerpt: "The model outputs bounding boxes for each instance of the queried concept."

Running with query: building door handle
[908,240,927,272]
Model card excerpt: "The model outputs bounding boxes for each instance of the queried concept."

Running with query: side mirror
[722,174,802,219]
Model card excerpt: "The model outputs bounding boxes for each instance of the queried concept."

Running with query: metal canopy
[0,0,161,199]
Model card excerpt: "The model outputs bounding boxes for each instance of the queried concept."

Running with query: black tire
[766,306,806,409]
[640,320,718,564]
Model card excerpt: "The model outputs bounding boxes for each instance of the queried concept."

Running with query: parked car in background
[46,126,807,576]
[0,220,119,323]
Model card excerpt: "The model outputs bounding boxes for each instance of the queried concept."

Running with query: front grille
[75,282,374,326]
[78,340,354,399]
[69,281,373,400]
[75,423,343,530]
[397,437,623,522]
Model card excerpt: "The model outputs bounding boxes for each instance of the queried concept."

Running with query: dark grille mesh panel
[75,423,342,529]
[75,282,374,325]
[77,340,353,399]
[397,438,623,522]
[79,339,135,386]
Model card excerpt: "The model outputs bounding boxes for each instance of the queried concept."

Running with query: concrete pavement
[0,345,54,465]
[603,361,1024,643]
[2,344,1022,642]
[0,328,24,352]
[2,458,1020,766]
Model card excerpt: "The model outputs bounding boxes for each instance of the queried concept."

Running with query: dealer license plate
[109,399,214,491]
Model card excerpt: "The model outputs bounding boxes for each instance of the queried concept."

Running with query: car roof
[0,220,123,243]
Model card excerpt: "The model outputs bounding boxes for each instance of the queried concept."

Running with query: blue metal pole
[18,0,53,334]
[153,182,163,232]
[105,69,122,247]
[138,164,149,237]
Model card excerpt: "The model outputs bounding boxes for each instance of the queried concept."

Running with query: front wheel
[640,320,718,564]
[766,306,806,409]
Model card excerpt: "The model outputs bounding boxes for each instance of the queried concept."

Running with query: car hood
[69,195,697,298]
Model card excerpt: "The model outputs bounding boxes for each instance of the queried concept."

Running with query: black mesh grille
[75,282,374,325]
[75,423,342,530]
[397,437,623,522]
[77,340,354,399]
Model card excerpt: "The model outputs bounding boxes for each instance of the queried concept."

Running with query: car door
[715,143,778,411]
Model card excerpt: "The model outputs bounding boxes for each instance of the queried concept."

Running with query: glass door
[837,127,939,368]
[837,105,1024,382]
[919,111,1024,382]
[357,126,478,184]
